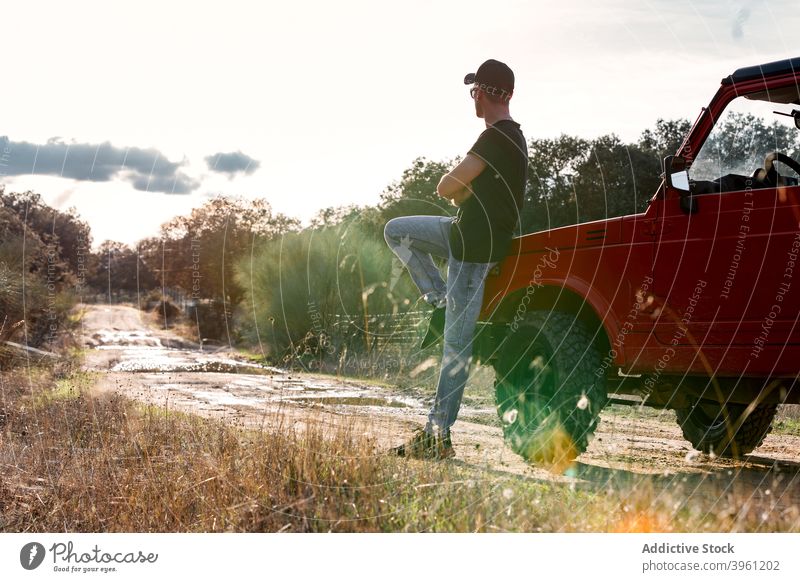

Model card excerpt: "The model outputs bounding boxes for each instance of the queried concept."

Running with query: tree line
[2,113,797,370]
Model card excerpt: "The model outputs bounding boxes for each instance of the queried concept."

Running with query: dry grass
[1,367,799,533]
[775,404,800,436]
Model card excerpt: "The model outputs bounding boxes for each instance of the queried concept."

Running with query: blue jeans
[384,215,497,435]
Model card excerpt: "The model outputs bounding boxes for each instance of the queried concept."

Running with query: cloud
[0,136,198,194]
[732,6,751,40]
[204,150,260,177]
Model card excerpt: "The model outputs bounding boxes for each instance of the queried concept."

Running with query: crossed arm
[436,153,487,206]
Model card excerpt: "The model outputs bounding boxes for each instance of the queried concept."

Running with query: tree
[690,112,800,180]
[379,157,455,221]
[139,195,300,305]
[522,134,589,233]
[521,119,692,234]
[88,241,156,296]
[639,118,692,160]
[0,188,85,349]
[0,189,92,275]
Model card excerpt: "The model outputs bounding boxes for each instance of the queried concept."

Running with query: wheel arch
[488,283,613,354]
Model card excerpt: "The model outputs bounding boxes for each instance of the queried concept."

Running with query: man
[384,59,529,459]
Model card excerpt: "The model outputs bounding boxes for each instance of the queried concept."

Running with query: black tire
[491,311,607,468]
[675,401,776,458]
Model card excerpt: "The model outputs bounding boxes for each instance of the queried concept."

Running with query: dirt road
[80,304,800,510]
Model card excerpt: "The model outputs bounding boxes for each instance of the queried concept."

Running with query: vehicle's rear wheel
[491,311,607,469]
[675,401,776,458]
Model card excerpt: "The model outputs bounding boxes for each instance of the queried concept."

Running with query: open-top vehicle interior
[690,85,800,194]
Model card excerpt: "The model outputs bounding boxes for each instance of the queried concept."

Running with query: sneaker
[420,306,446,349]
[391,428,455,460]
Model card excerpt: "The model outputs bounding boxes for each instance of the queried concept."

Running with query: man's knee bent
[384,216,420,250]
[383,217,404,246]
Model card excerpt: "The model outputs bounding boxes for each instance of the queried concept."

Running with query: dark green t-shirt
[449,119,528,263]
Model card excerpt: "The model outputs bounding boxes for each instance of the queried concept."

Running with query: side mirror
[663,155,697,214]
[773,108,800,129]
[663,155,689,191]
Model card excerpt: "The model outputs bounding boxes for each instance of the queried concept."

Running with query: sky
[1,0,799,247]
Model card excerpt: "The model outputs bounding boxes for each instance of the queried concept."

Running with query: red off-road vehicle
[474,56,800,465]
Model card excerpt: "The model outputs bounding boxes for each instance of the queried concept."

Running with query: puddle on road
[88,325,424,414]
[112,357,278,374]
[90,330,163,347]
[188,389,264,407]
[88,327,282,375]
[101,345,283,375]
[291,396,411,408]
[134,371,425,413]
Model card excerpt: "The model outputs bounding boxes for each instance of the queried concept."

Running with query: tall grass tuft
[2,368,798,533]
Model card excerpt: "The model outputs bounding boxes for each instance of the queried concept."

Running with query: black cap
[464,59,514,98]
